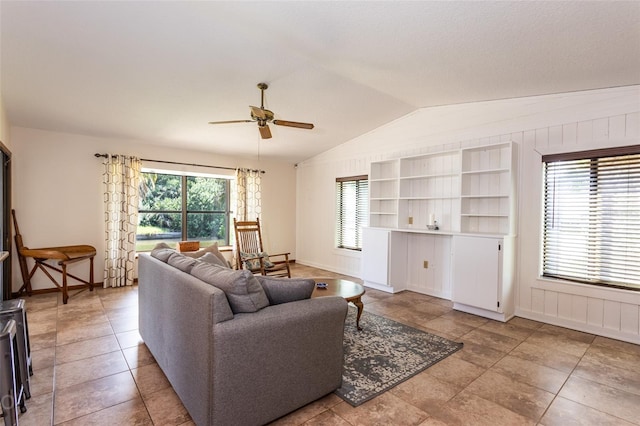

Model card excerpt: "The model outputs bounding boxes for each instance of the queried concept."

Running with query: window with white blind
[336,175,369,251]
[542,146,640,290]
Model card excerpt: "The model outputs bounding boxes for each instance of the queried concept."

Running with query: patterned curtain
[235,168,262,221]
[102,155,141,288]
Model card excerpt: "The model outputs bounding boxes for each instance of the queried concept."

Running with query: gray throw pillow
[191,262,269,313]
[198,252,228,268]
[150,243,175,262]
[167,252,198,273]
[183,242,229,267]
[255,276,315,305]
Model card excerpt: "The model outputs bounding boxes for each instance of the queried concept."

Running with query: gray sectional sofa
[138,248,348,426]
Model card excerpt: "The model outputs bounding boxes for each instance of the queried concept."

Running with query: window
[336,175,368,250]
[137,171,233,251]
[542,146,640,290]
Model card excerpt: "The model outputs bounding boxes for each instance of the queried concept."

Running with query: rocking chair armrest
[241,254,262,261]
[267,252,290,260]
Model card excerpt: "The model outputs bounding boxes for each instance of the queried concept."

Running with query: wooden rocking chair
[12,210,96,304]
[234,218,291,278]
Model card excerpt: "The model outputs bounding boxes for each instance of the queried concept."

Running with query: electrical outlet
[408,216,413,225]
[423,260,429,269]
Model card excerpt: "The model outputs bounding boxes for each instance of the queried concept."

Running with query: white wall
[11,127,297,291]
[0,91,10,148]
[296,85,640,343]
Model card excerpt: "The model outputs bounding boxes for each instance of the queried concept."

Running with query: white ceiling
[1,1,639,164]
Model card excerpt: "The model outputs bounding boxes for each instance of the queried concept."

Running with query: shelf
[399,196,459,200]
[370,197,398,201]
[370,160,399,180]
[461,194,508,198]
[400,173,459,180]
[370,177,398,183]
[461,168,509,175]
[371,212,397,215]
[461,213,509,218]
[400,151,460,179]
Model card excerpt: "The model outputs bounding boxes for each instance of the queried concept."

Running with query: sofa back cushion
[167,252,198,273]
[191,263,269,313]
[198,252,229,268]
[151,244,175,262]
[183,242,229,267]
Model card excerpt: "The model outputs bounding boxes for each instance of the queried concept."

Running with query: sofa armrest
[211,296,347,425]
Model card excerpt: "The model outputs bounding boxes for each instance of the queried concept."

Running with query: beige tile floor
[15,263,640,425]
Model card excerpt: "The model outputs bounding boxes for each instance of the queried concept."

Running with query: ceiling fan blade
[258,124,272,139]
[250,106,267,120]
[273,119,314,130]
[208,120,253,125]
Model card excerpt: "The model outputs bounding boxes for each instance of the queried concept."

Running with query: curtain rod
[94,153,265,174]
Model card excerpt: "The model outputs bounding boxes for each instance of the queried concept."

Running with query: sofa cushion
[240,251,274,270]
[191,262,269,313]
[197,252,229,268]
[183,242,229,267]
[150,242,175,262]
[167,252,198,273]
[255,276,315,305]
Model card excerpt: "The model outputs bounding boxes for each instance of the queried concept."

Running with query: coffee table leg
[353,298,364,331]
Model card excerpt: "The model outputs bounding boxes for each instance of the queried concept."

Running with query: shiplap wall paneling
[548,125,563,146]
[593,118,609,141]
[571,295,588,324]
[557,292,573,320]
[544,291,558,317]
[297,86,640,342]
[620,303,640,335]
[531,288,545,314]
[603,300,622,331]
[627,112,639,137]
[587,298,604,327]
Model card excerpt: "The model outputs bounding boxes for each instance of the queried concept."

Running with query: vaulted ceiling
[2,1,639,163]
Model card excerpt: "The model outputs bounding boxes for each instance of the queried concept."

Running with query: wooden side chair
[12,210,96,304]
[233,218,291,278]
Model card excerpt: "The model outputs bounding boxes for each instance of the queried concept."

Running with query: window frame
[541,145,640,291]
[137,171,234,250]
[336,175,369,251]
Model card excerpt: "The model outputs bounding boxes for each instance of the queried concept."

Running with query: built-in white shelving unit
[368,142,514,236]
[460,142,513,235]
[369,159,399,228]
[397,150,460,232]
[363,141,518,321]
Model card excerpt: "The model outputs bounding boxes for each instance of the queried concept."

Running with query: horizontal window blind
[542,147,640,290]
[336,176,368,250]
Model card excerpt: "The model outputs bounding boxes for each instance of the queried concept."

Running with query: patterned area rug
[336,307,463,406]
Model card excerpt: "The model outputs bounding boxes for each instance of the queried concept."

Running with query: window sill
[535,276,640,303]
[333,248,362,258]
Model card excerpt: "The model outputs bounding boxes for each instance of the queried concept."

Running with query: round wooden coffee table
[311,278,365,331]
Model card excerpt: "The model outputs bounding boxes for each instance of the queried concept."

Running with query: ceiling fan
[208,82,314,139]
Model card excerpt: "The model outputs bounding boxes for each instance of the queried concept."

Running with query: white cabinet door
[362,227,390,286]
[452,235,503,312]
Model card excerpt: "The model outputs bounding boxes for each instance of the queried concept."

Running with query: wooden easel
[12,210,96,304]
